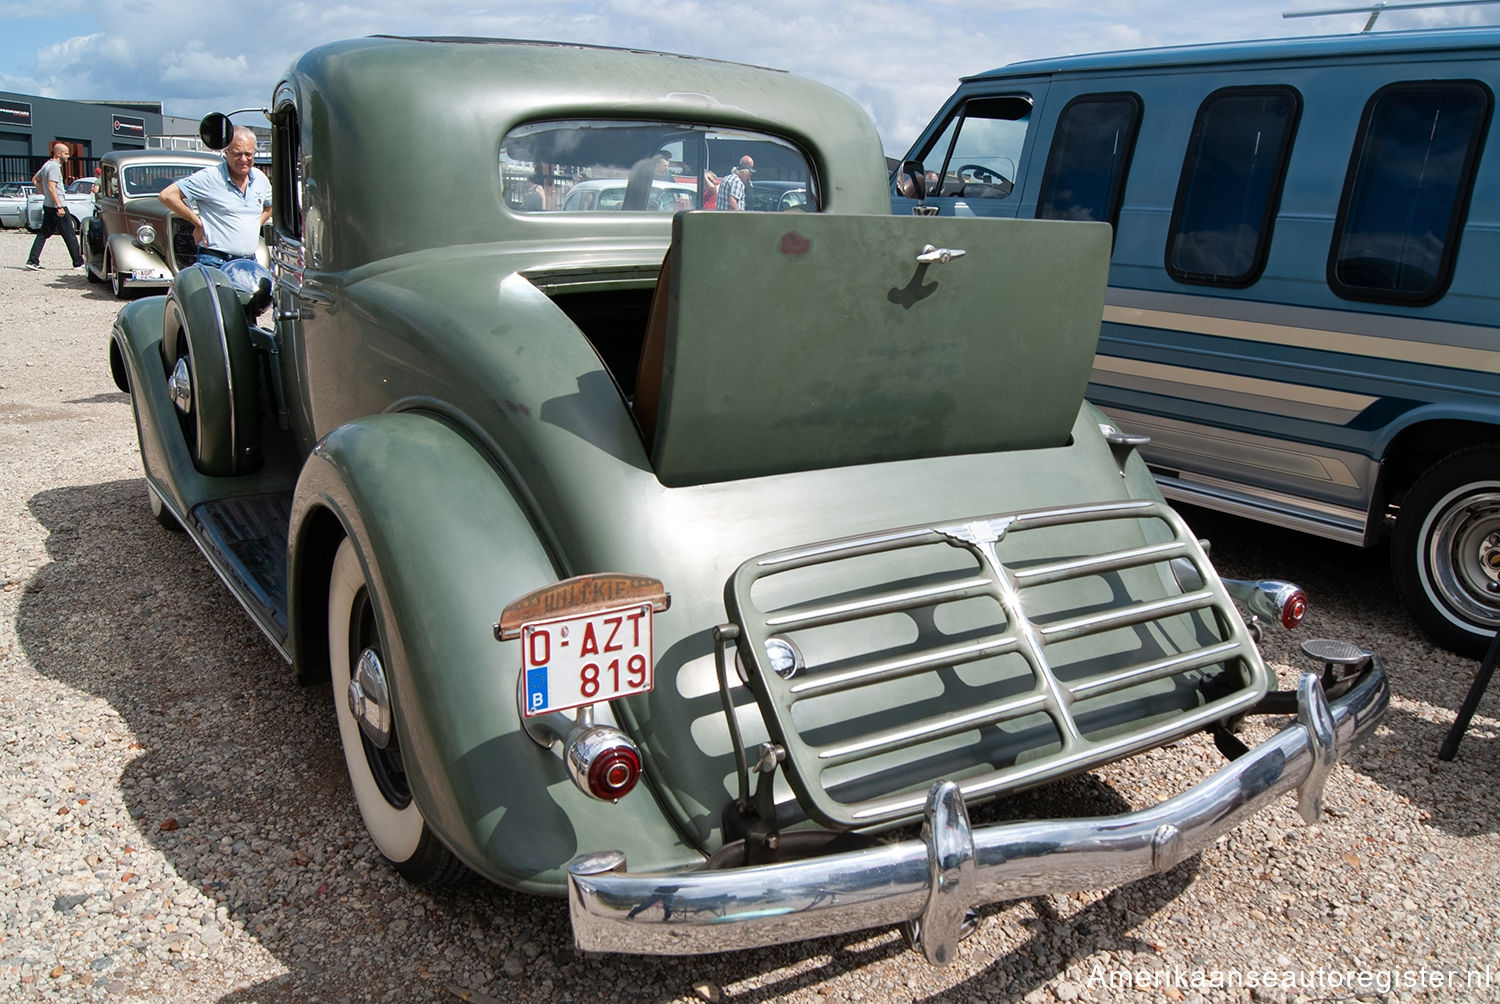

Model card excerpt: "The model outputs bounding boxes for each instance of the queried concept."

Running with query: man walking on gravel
[24,143,84,271]
[158,126,270,268]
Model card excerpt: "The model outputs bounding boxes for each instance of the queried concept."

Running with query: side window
[917,96,1032,199]
[1166,87,1300,287]
[1329,81,1491,305]
[498,120,818,214]
[1035,92,1142,229]
[271,102,302,239]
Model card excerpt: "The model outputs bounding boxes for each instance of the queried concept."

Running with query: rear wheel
[146,483,183,532]
[1392,447,1500,658]
[328,538,466,884]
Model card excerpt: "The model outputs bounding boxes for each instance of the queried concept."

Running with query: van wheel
[1392,447,1500,658]
[328,538,468,884]
[161,265,261,477]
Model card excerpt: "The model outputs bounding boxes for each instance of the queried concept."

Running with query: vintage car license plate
[520,602,654,717]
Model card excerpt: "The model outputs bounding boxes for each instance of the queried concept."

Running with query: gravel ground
[1,224,1497,1004]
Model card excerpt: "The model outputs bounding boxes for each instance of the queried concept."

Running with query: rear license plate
[520,602,654,717]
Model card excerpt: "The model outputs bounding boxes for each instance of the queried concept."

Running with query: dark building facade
[0,90,166,184]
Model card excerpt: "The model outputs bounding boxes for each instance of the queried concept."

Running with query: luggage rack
[719,498,1271,830]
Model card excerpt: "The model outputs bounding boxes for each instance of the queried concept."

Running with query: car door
[892,85,1049,218]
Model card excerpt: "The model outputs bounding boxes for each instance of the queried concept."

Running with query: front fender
[108,230,170,276]
[289,412,702,893]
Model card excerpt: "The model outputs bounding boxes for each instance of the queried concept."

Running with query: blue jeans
[195,247,254,269]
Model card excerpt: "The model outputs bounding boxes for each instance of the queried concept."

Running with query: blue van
[895,27,1500,656]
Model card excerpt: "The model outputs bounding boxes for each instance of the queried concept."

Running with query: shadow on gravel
[23,481,1490,999]
[17,478,1225,1001]
[1178,505,1498,840]
[67,391,130,406]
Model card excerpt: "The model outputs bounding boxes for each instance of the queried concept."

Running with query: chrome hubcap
[168,357,192,414]
[347,646,393,748]
[1428,488,1500,626]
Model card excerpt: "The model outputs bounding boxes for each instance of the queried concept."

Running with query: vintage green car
[84,148,269,298]
[106,36,1389,963]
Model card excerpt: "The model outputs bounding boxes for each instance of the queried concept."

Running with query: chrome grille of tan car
[723,499,1271,830]
[170,217,196,270]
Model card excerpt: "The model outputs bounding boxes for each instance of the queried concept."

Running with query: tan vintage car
[84,149,267,298]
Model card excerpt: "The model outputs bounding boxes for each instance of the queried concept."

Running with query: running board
[1151,473,1370,547]
[184,492,293,656]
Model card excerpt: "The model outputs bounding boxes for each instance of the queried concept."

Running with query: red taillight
[564,725,643,801]
[587,746,642,800]
[1281,588,1308,629]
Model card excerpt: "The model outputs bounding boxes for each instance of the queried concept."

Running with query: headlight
[135,223,156,246]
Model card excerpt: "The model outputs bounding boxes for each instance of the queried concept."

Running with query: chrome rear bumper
[567,663,1388,963]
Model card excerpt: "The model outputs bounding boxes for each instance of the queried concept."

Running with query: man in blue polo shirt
[159,126,271,268]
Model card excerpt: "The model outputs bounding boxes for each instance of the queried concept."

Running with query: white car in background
[0,182,35,228]
[26,176,98,232]
[557,177,699,212]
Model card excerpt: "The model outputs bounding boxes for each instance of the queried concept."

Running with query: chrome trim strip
[1153,475,1369,546]
[1090,354,1376,421]
[1101,293,1500,372]
[764,575,996,630]
[568,662,1388,961]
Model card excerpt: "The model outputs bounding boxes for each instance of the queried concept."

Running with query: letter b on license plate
[520,602,654,717]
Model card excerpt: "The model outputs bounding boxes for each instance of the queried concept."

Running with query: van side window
[916,96,1031,199]
[1166,87,1300,287]
[1036,92,1142,229]
[1329,81,1491,305]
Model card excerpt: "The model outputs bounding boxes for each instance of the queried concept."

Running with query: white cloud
[4,1,1500,153]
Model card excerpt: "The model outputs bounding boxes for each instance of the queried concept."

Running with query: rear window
[1035,92,1142,229]
[122,164,204,198]
[1328,81,1491,305]
[500,120,818,214]
[1166,87,1301,287]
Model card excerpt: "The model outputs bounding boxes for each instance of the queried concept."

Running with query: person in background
[520,172,546,211]
[159,126,271,268]
[717,155,754,210]
[24,143,83,271]
[701,170,721,210]
[624,149,671,211]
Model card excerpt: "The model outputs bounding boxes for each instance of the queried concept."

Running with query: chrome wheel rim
[1425,485,1500,629]
[349,586,411,809]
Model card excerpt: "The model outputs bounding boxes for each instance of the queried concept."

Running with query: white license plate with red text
[520,602,654,716]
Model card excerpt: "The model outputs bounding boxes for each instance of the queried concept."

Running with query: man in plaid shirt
[716,155,754,210]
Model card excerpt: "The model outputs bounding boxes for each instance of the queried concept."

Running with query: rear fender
[289,412,701,892]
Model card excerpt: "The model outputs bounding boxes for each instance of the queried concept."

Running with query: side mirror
[199,113,234,151]
[897,160,927,201]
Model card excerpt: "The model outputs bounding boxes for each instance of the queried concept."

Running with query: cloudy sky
[3,0,1498,154]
